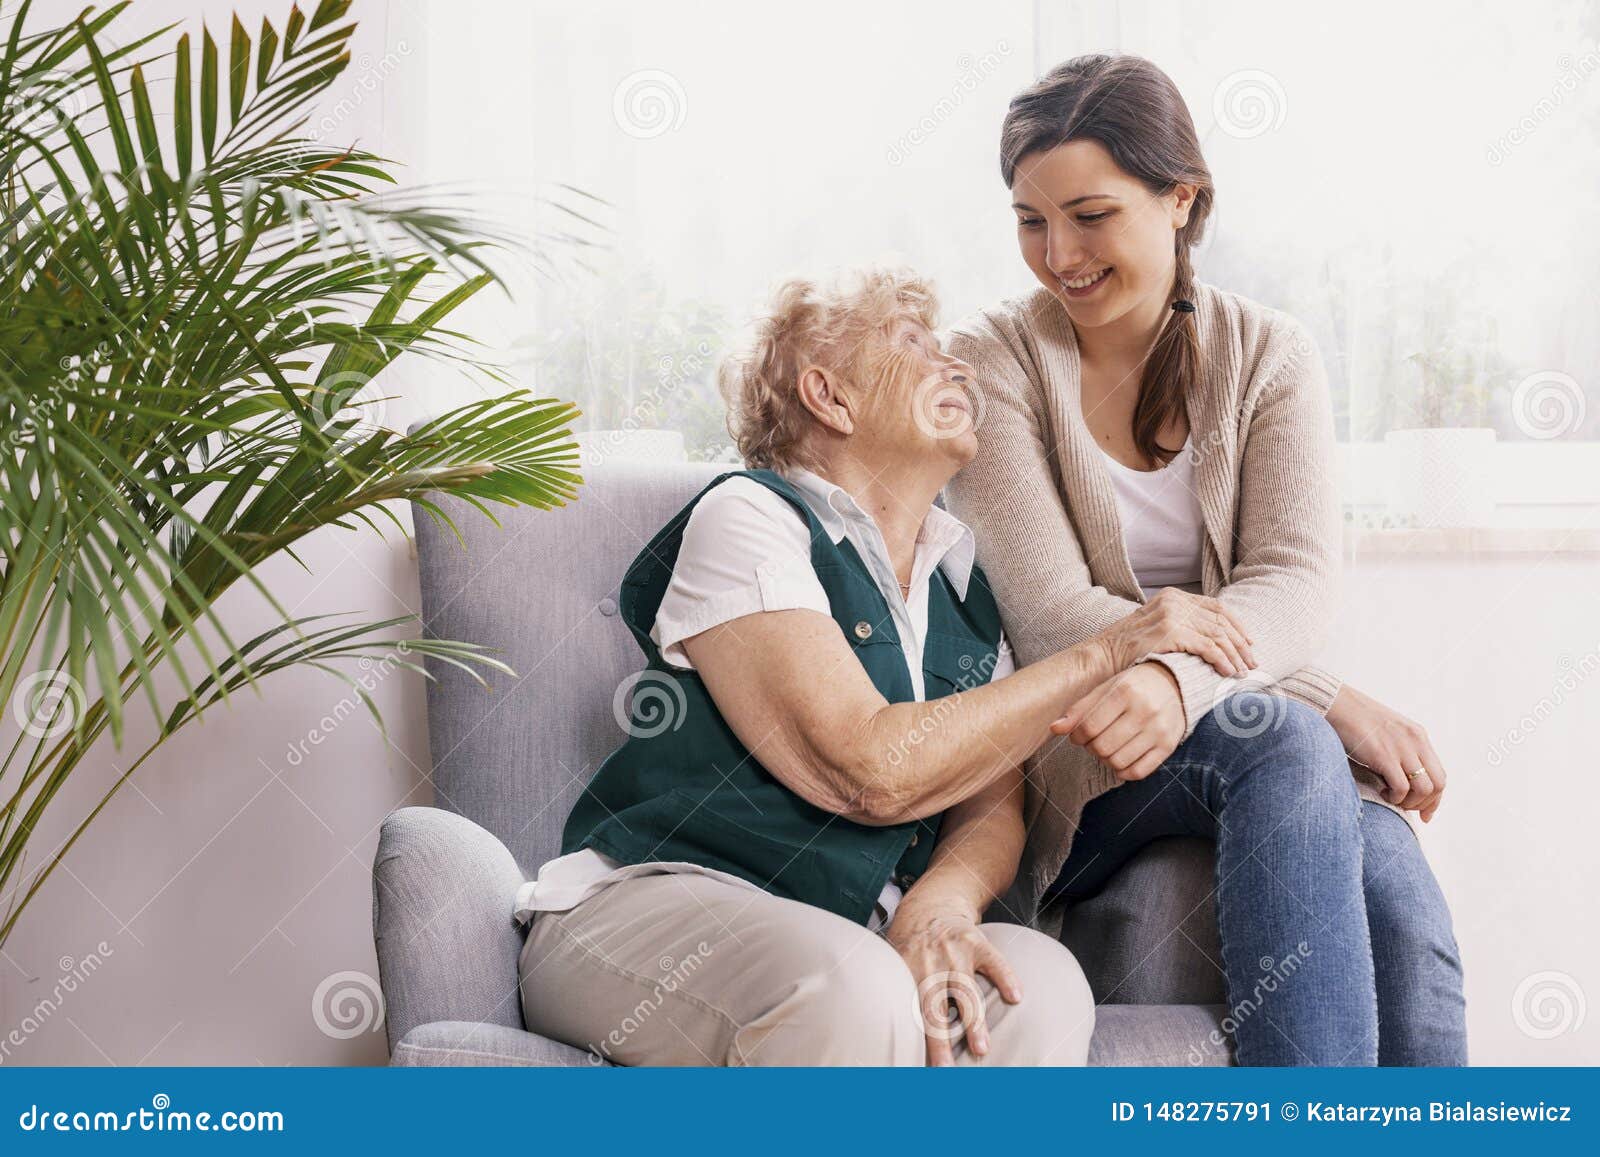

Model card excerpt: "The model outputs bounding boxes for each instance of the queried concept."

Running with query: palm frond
[0,0,597,947]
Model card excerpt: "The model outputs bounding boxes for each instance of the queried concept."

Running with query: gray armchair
[373,460,1235,1066]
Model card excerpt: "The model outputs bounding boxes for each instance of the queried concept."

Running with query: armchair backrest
[412,461,726,873]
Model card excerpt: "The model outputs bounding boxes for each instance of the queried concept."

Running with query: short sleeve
[650,477,832,670]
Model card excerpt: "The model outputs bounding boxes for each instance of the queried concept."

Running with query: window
[1041,0,1600,526]
[406,1,1597,520]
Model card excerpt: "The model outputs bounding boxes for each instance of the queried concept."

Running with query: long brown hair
[1000,54,1213,466]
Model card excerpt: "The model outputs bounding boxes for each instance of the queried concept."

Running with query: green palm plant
[0,0,586,946]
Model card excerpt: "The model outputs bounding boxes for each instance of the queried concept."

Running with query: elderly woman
[512,267,1251,1067]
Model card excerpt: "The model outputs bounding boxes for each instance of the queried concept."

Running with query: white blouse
[1098,439,1206,598]
[514,467,1015,932]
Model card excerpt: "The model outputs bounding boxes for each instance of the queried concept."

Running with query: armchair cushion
[1089,1005,1233,1066]
[1058,837,1227,1006]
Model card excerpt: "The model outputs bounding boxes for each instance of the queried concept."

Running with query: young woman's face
[1009,139,1192,332]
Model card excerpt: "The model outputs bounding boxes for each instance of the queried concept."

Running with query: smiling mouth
[1059,266,1113,291]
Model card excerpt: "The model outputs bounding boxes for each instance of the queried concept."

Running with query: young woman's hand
[1101,588,1257,677]
[885,896,1021,1066]
[1325,684,1448,821]
[1049,662,1186,781]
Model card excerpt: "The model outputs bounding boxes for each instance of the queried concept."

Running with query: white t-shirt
[514,466,1016,932]
[1099,440,1205,598]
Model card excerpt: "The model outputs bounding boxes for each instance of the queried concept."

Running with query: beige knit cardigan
[943,280,1404,928]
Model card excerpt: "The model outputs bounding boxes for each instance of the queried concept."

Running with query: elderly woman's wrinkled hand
[885,897,1022,1066]
[1102,587,1256,676]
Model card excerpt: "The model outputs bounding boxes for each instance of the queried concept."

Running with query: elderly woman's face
[852,317,979,471]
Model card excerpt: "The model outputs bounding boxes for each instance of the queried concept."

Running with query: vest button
[853,620,873,640]
[908,832,919,847]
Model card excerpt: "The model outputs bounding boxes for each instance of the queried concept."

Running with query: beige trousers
[518,872,1095,1066]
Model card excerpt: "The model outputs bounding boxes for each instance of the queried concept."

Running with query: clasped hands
[1050,590,1448,821]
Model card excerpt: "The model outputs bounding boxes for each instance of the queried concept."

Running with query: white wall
[1323,552,1600,1065]
[2,0,426,1066]
[3,0,1595,1067]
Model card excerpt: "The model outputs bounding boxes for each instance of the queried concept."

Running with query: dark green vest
[560,468,1005,926]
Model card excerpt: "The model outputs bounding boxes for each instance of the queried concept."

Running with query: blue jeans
[1047,694,1468,1066]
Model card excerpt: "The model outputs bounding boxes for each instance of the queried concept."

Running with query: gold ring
[1406,767,1427,781]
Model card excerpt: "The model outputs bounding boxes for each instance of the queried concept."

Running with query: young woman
[515,267,1251,1065]
[944,54,1468,1066]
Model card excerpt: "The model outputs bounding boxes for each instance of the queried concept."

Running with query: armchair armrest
[372,806,527,1052]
